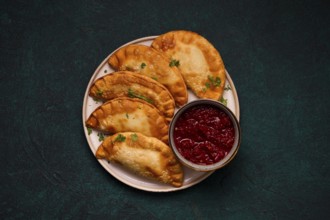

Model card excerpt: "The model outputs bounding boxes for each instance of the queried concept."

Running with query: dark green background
[1,0,329,219]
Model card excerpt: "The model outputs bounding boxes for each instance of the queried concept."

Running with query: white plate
[82,36,240,192]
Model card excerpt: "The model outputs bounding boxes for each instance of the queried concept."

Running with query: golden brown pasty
[108,44,188,106]
[89,71,175,123]
[96,132,183,187]
[86,97,168,143]
[151,30,226,100]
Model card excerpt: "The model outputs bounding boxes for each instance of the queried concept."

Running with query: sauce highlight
[173,105,235,165]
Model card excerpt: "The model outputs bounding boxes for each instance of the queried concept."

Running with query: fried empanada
[96,132,183,187]
[86,97,168,143]
[108,44,188,106]
[151,30,226,100]
[89,71,175,123]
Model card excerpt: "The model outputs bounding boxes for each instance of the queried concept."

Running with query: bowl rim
[169,99,241,172]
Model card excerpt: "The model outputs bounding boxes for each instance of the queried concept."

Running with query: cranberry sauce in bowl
[169,99,241,172]
[173,105,235,165]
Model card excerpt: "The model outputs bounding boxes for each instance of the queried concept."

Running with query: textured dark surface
[1,0,330,219]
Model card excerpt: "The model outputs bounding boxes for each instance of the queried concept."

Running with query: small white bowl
[169,99,241,172]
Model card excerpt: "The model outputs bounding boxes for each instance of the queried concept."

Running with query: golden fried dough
[151,30,226,100]
[86,97,168,143]
[96,132,183,187]
[89,71,175,123]
[108,44,188,106]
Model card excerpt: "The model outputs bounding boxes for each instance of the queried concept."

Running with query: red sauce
[173,105,235,165]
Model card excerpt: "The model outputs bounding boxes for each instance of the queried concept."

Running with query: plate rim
[82,36,240,192]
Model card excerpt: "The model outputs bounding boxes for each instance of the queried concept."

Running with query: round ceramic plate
[82,36,240,192]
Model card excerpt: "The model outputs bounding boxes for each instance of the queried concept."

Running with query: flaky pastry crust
[152,30,226,100]
[96,132,184,187]
[108,44,188,106]
[86,97,168,143]
[89,71,175,123]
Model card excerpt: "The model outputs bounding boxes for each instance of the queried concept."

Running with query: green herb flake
[97,133,105,141]
[224,84,231,91]
[114,134,126,142]
[208,75,221,87]
[126,113,129,119]
[203,75,222,92]
[87,127,92,135]
[128,88,153,104]
[92,97,102,103]
[169,59,180,67]
[96,89,103,97]
[131,133,138,142]
[140,62,146,69]
[151,76,158,81]
[215,77,221,87]
[219,97,228,106]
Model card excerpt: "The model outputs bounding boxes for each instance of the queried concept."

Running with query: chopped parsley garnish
[92,97,102,103]
[126,113,129,119]
[114,134,126,142]
[96,89,103,97]
[87,127,92,135]
[128,88,153,104]
[151,76,158,81]
[208,75,221,87]
[203,75,221,92]
[219,97,228,106]
[97,133,105,141]
[140,62,146,69]
[131,133,138,142]
[224,84,231,91]
[169,59,180,67]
